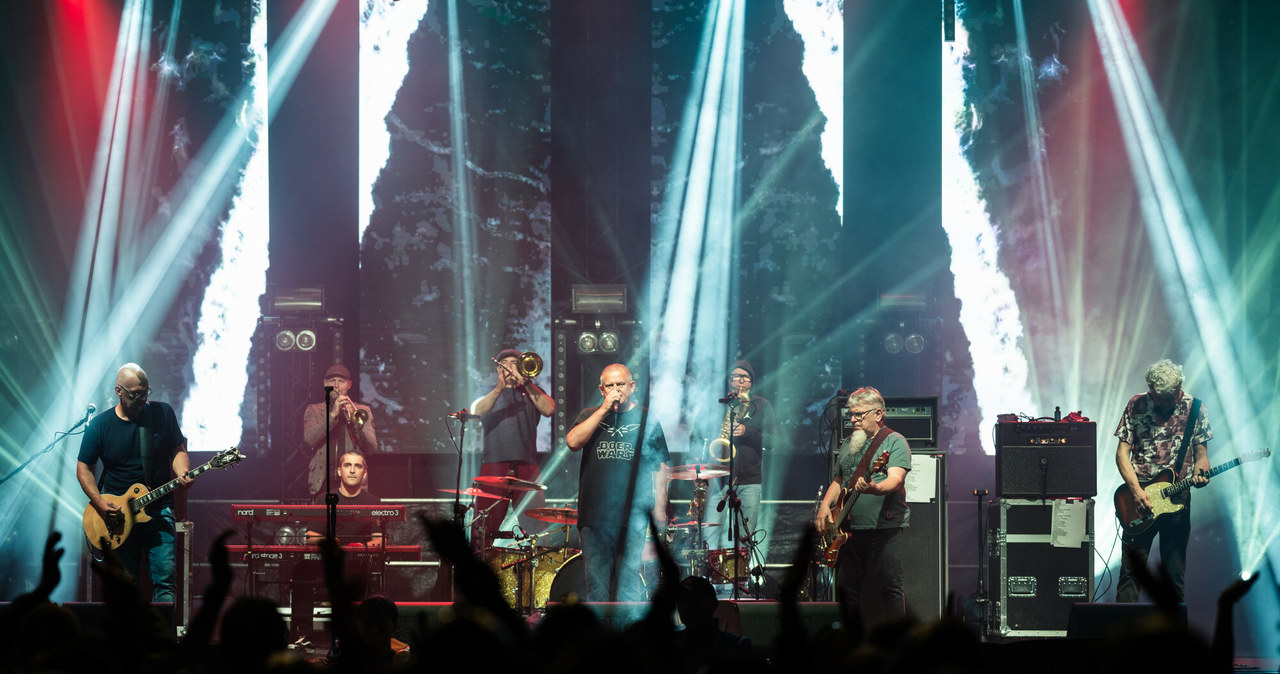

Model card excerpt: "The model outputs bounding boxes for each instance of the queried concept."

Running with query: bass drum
[545,552,586,606]
[483,548,533,611]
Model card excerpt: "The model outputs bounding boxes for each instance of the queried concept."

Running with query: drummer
[470,347,555,549]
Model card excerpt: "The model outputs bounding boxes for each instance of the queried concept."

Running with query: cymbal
[667,520,718,528]
[473,475,548,492]
[525,507,578,524]
[667,463,730,480]
[440,487,508,500]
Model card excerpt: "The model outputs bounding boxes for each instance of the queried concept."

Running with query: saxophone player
[708,360,777,550]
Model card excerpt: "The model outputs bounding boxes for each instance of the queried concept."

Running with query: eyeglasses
[118,386,152,401]
[849,408,879,421]
[729,373,752,381]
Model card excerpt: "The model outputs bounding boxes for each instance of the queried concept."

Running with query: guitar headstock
[1242,448,1271,463]
[871,450,890,474]
[211,446,246,469]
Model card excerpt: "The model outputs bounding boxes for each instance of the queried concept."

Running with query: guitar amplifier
[987,498,1094,639]
[996,422,1097,498]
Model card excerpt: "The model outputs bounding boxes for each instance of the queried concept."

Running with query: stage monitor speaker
[996,422,1097,498]
[1066,602,1186,638]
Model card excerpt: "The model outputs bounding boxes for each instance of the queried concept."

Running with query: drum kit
[440,462,752,614]
[441,476,584,614]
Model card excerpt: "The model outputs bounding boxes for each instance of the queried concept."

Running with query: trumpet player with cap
[305,363,377,497]
[469,348,555,549]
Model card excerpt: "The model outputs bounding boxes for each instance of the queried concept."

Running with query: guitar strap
[840,426,894,491]
[138,403,154,491]
[1171,397,1201,479]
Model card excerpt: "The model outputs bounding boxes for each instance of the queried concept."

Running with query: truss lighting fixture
[883,332,904,354]
[904,332,926,354]
[577,332,599,354]
[296,329,317,351]
[274,330,296,351]
[599,331,620,353]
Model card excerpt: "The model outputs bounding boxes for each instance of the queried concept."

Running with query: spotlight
[274,330,296,351]
[577,332,599,353]
[295,329,317,351]
[883,332,903,354]
[904,332,926,354]
[599,331,620,353]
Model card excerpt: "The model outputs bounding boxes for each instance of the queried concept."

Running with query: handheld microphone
[324,386,334,393]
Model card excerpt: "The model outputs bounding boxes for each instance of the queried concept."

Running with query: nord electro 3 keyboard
[230,504,408,522]
[225,544,421,563]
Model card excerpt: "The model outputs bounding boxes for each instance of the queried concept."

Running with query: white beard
[843,429,869,458]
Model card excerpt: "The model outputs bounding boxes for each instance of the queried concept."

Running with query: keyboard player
[306,450,383,547]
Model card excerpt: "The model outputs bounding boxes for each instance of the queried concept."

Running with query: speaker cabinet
[901,451,946,619]
[996,422,1097,498]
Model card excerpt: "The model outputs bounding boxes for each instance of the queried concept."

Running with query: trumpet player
[305,363,377,497]
[469,348,555,548]
[707,360,776,550]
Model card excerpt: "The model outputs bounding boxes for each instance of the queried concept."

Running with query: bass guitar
[818,451,890,566]
[1114,447,1270,536]
[83,446,245,551]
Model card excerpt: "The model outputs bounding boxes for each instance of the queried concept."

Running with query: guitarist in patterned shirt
[1115,359,1211,603]
[814,386,911,627]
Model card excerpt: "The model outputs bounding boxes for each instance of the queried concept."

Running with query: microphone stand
[717,391,743,601]
[445,409,476,601]
[324,387,336,541]
[0,406,95,489]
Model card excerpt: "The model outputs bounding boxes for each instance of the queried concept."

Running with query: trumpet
[341,399,370,428]
[493,351,543,379]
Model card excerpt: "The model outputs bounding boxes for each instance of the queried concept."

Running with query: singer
[468,347,555,549]
[75,362,193,601]
[566,363,669,603]
[304,364,377,497]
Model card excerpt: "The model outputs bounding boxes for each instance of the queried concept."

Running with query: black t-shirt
[723,395,776,485]
[311,489,381,543]
[77,402,187,510]
[480,387,541,464]
[574,405,669,527]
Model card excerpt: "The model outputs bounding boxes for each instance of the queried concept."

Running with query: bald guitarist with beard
[77,363,193,602]
[814,386,911,627]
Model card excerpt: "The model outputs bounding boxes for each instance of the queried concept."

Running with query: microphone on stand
[84,403,97,419]
[446,409,481,420]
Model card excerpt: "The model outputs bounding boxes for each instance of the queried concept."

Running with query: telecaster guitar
[818,451,890,567]
[83,446,245,551]
[1114,448,1270,536]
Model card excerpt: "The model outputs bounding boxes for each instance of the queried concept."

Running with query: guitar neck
[130,461,214,513]
[1164,457,1241,498]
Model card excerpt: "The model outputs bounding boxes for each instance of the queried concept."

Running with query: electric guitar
[818,451,890,566]
[1114,448,1270,536]
[83,446,245,551]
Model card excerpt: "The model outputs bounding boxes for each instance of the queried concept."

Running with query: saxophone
[709,388,749,463]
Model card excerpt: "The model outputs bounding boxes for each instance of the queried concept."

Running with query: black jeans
[835,527,905,626]
[1117,501,1190,602]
